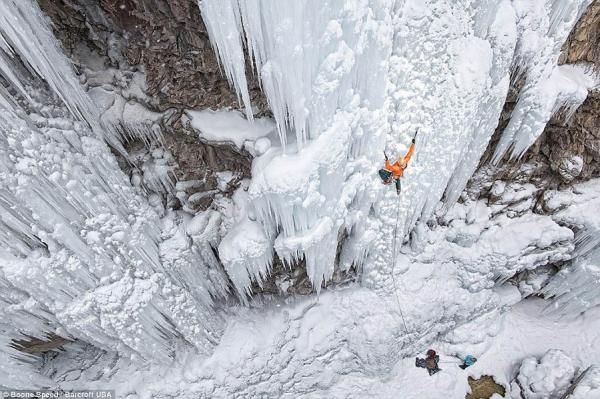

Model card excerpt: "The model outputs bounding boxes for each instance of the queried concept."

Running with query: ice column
[202,0,395,294]
[491,0,594,163]
[0,0,228,360]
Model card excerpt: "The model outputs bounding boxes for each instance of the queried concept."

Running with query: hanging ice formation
[0,0,126,152]
[491,0,596,163]
[542,247,600,314]
[541,180,600,313]
[200,0,595,296]
[0,0,228,367]
[201,0,394,297]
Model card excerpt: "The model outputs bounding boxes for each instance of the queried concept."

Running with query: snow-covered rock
[514,349,576,399]
[556,154,584,182]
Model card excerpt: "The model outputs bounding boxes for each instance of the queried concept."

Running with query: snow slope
[41,295,600,398]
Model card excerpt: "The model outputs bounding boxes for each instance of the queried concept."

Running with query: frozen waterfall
[0,0,228,368]
[200,0,595,295]
[201,0,394,295]
[0,0,596,381]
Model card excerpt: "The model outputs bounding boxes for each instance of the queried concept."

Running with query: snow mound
[516,349,576,399]
[185,109,275,150]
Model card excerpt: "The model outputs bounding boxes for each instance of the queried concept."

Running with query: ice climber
[415,349,441,376]
[379,130,417,195]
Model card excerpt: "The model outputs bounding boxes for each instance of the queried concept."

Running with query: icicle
[219,219,274,301]
[0,59,226,360]
[201,0,394,294]
[491,0,594,163]
[0,0,124,152]
[197,0,254,120]
[200,0,388,149]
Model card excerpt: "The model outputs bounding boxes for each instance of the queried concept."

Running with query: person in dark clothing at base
[415,349,441,376]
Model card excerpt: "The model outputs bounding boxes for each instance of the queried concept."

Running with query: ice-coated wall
[492,0,596,163]
[0,0,596,379]
[200,0,595,295]
[0,0,228,369]
[201,0,395,295]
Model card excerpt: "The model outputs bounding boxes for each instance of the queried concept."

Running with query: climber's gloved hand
[413,128,419,143]
[384,151,389,161]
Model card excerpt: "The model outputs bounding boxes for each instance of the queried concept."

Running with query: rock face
[473,1,599,198]
[545,1,599,182]
[37,0,267,112]
[528,2,600,183]
[560,1,600,66]
[543,91,600,182]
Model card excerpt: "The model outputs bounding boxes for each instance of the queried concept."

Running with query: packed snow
[184,109,276,150]
[30,295,600,398]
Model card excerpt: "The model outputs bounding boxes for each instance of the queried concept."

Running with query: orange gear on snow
[384,142,415,178]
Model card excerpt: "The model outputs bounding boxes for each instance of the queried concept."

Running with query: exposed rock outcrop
[34,0,274,222]
[467,375,506,399]
[38,0,267,112]
[11,335,71,354]
[472,1,600,200]
[560,1,600,66]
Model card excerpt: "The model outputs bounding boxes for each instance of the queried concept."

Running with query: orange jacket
[385,142,415,178]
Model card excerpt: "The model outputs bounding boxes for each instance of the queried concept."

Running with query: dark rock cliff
[471,1,599,200]
[38,0,267,111]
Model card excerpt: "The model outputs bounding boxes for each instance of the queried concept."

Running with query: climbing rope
[389,197,411,337]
